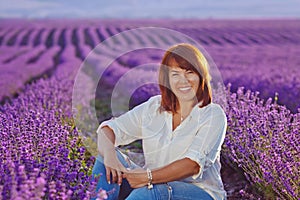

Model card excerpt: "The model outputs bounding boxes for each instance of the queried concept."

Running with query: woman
[92,43,227,200]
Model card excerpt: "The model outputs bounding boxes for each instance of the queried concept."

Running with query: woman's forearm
[152,158,200,184]
[97,126,116,156]
[123,158,200,188]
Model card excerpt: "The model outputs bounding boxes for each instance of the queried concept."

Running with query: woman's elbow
[192,162,200,175]
[184,158,200,176]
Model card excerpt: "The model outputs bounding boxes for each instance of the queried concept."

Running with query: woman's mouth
[178,86,192,92]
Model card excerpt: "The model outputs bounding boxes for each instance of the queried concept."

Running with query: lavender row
[206,44,300,113]
[0,71,105,199]
[0,25,93,102]
[0,45,60,102]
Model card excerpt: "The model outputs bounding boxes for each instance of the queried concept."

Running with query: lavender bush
[223,84,299,199]
[0,76,106,199]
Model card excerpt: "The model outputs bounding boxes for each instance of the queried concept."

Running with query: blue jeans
[91,149,213,200]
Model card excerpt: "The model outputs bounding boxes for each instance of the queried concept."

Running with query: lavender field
[0,18,299,199]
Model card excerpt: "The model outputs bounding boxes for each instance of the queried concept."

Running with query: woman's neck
[178,100,197,120]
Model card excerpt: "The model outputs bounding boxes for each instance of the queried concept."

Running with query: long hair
[158,43,212,113]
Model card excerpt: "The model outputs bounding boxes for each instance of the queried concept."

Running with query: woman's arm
[123,158,200,188]
[98,126,125,185]
[97,126,116,156]
[152,158,200,183]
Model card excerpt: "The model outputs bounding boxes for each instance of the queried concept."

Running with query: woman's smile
[178,86,193,92]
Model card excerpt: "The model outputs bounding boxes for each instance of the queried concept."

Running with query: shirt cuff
[185,150,206,179]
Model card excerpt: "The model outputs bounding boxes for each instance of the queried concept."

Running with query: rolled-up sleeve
[96,96,158,146]
[185,105,227,179]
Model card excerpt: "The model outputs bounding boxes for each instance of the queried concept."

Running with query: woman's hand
[105,165,123,185]
[122,169,148,188]
[103,150,126,185]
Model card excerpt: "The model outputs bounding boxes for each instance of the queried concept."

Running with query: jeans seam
[166,183,172,200]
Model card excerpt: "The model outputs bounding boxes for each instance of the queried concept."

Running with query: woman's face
[168,58,200,104]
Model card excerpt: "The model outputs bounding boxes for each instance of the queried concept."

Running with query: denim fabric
[126,182,213,200]
[91,150,213,200]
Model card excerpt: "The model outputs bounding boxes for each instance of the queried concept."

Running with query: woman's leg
[91,149,138,200]
[125,185,164,200]
[167,181,214,200]
[91,154,120,200]
[125,181,213,200]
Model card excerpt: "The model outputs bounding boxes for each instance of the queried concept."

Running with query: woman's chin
[176,94,198,103]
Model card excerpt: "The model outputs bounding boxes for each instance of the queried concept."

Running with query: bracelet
[146,168,153,189]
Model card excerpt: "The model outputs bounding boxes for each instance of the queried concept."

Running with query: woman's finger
[117,170,123,185]
[105,166,111,184]
[111,169,118,183]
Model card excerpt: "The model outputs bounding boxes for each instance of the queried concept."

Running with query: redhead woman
[92,43,227,200]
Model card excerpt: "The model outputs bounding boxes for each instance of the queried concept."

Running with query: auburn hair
[158,43,212,113]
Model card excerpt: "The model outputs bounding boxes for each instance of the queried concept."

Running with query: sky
[0,0,300,19]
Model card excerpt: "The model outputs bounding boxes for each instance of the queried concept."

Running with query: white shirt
[97,95,227,200]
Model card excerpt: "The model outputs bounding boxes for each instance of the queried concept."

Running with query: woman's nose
[178,74,189,83]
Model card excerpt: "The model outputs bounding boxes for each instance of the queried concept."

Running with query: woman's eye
[186,70,194,74]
